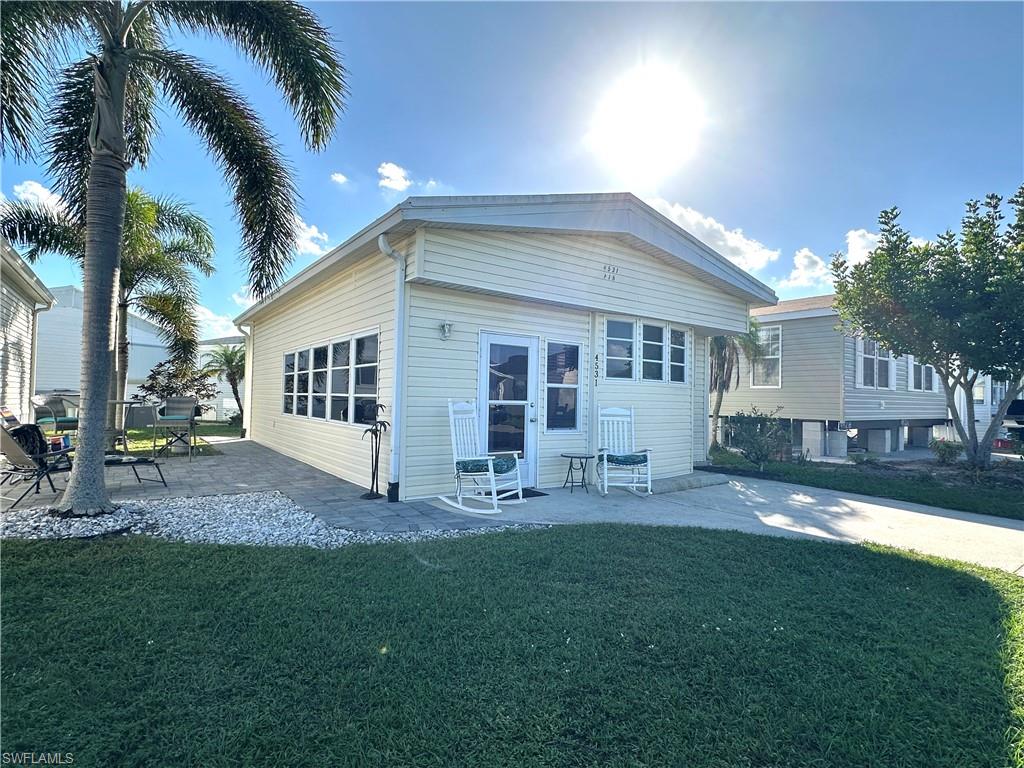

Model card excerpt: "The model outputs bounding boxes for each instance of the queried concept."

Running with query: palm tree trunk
[229,377,243,423]
[59,52,129,515]
[115,293,130,429]
[710,387,725,449]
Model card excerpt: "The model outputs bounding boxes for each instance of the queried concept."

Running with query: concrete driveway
[450,477,1024,574]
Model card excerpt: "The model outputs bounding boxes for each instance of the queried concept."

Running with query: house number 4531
[603,265,619,281]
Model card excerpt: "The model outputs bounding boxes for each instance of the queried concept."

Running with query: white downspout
[378,234,406,501]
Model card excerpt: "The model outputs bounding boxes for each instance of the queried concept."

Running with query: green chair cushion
[158,415,190,421]
[37,417,78,426]
[599,453,649,466]
[456,456,518,475]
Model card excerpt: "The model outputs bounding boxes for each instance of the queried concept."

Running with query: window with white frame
[858,338,891,389]
[973,382,986,405]
[641,324,665,381]
[605,320,635,379]
[908,356,937,392]
[283,331,379,425]
[669,328,687,383]
[546,341,580,430]
[751,325,781,387]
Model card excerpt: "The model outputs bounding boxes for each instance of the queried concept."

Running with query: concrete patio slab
[437,478,1024,573]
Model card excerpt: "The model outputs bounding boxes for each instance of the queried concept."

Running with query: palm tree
[1,187,215,435]
[708,322,763,450]
[1,1,345,513]
[202,345,245,427]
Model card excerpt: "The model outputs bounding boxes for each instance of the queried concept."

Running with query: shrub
[928,438,963,465]
[228,413,243,427]
[729,407,789,470]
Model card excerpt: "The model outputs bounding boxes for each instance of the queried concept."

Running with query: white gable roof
[236,193,777,324]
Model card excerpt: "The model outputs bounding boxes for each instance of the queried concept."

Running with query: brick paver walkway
[1,440,501,533]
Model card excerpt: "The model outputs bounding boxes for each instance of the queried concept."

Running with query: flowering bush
[928,438,963,465]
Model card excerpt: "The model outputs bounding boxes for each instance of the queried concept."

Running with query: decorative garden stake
[361,404,390,500]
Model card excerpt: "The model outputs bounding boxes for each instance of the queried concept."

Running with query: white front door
[479,332,539,487]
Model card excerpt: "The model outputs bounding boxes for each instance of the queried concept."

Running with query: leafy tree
[729,406,790,471]
[202,344,245,424]
[1,1,345,513]
[831,188,1024,468]
[708,320,762,450]
[1,188,214,435]
[134,360,219,410]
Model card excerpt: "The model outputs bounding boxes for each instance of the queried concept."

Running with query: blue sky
[3,1,1021,337]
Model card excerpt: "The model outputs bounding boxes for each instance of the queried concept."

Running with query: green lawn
[708,448,1024,520]
[122,422,242,457]
[2,526,1020,767]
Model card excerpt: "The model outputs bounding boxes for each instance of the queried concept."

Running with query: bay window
[641,324,665,381]
[605,320,634,379]
[284,330,379,425]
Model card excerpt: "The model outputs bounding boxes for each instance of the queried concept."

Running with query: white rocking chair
[438,399,526,514]
[596,405,653,496]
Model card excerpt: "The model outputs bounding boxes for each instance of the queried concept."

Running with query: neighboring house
[235,193,776,500]
[35,285,169,399]
[197,335,245,421]
[718,294,948,457]
[934,374,1020,443]
[1,239,54,421]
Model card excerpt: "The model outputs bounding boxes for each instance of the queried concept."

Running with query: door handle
[529,417,537,423]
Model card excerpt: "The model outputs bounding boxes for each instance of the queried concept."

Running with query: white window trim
[543,338,583,433]
[750,325,782,389]
[906,355,938,393]
[281,326,381,428]
[855,337,895,391]
[668,325,690,386]
[604,316,638,382]
[640,322,667,383]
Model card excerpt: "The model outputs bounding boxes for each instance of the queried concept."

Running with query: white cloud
[294,215,329,256]
[195,305,239,339]
[844,228,929,265]
[231,287,257,310]
[377,162,412,192]
[778,247,832,289]
[10,180,65,212]
[844,229,879,266]
[648,198,780,273]
[330,172,348,186]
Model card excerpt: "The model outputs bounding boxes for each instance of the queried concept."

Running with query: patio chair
[1,425,73,508]
[32,394,79,435]
[596,405,653,497]
[438,399,525,514]
[153,397,198,461]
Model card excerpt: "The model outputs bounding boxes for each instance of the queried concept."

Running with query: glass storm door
[479,333,539,487]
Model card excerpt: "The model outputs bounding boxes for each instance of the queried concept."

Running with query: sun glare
[585,61,707,191]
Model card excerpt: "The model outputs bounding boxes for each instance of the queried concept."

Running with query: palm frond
[0,201,85,262]
[149,0,346,150]
[140,49,297,298]
[152,196,215,265]
[135,290,200,364]
[0,1,93,161]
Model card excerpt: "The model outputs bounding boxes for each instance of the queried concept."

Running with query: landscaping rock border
[0,491,544,547]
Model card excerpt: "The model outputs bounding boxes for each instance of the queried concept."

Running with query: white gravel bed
[0,491,543,548]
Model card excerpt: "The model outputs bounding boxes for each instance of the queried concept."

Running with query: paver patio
[0,440,503,533]
[4,439,1021,573]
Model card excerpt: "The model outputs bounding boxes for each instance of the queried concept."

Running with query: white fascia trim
[751,307,836,322]
[234,206,405,325]
[236,193,779,325]
[1,242,55,308]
